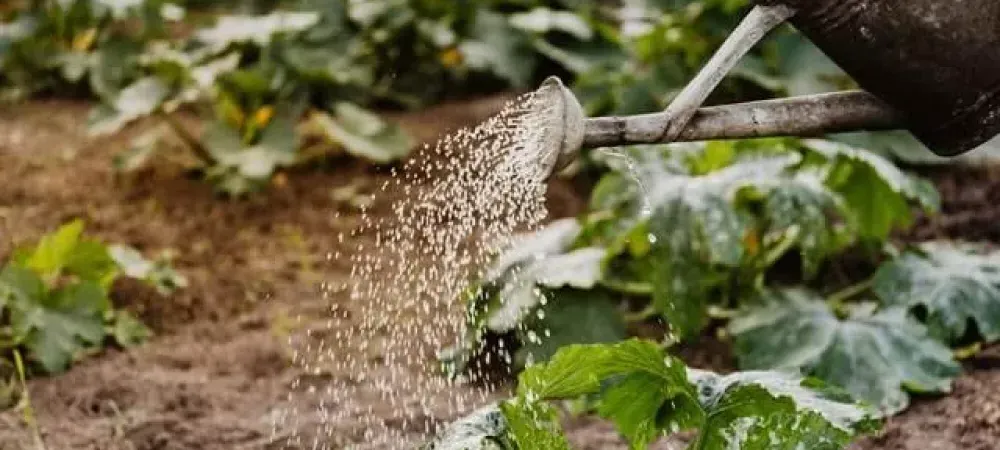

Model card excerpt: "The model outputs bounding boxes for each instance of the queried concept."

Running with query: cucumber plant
[439,136,1000,430]
[0,219,185,374]
[427,340,881,449]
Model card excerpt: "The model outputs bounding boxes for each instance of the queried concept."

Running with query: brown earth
[0,97,997,449]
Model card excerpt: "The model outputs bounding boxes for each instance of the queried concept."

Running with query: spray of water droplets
[271,88,563,449]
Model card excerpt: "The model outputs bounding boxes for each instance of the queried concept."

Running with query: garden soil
[0,97,997,449]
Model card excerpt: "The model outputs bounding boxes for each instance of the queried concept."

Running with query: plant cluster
[0,220,185,376]
[0,0,633,194]
[427,340,881,449]
[432,136,1000,448]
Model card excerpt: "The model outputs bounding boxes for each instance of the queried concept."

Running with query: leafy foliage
[427,340,880,449]
[448,139,937,377]
[1,0,630,195]
[0,220,182,374]
[729,288,961,415]
[873,242,1000,342]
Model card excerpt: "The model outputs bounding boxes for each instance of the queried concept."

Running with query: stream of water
[271,87,562,449]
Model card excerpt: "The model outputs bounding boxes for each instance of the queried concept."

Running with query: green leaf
[499,399,571,449]
[485,247,605,333]
[644,153,801,337]
[730,288,961,415]
[204,116,298,181]
[24,219,85,281]
[430,339,878,450]
[514,289,626,367]
[508,8,593,40]
[804,139,939,241]
[487,218,582,281]
[10,282,109,373]
[109,244,187,296]
[87,76,170,136]
[311,103,413,164]
[421,404,509,450]
[194,12,320,51]
[460,10,535,87]
[688,369,880,450]
[874,242,1000,342]
[109,310,151,348]
[421,401,569,450]
[0,265,46,310]
[65,239,118,290]
[761,170,847,275]
[517,339,698,413]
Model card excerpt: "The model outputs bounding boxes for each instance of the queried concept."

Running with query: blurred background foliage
[0,0,962,195]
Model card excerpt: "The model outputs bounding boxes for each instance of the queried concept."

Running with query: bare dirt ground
[0,97,997,449]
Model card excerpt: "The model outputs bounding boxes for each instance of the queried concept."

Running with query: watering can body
[759,0,1000,156]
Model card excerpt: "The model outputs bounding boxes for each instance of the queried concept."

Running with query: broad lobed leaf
[730,288,961,415]
[874,241,1000,342]
[428,339,878,449]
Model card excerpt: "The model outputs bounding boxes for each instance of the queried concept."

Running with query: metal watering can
[536,0,1000,176]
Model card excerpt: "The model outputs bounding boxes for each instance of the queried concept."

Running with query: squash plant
[0,220,185,374]
[427,340,881,449]
[436,136,1000,428]
[0,0,182,101]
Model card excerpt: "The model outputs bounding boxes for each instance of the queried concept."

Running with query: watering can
[537,0,1000,176]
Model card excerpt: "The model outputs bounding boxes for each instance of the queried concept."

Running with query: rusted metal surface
[758,0,1000,156]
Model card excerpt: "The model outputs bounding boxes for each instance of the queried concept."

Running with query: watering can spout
[536,0,1000,178]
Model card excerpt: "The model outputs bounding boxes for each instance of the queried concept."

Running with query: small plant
[0,0,181,101]
[0,220,183,374]
[426,339,881,449]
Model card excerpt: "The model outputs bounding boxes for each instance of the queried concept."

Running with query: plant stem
[826,278,874,310]
[158,111,214,166]
[623,304,658,322]
[600,279,652,296]
[12,350,47,450]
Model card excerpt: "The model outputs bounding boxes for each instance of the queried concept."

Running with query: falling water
[271,88,563,449]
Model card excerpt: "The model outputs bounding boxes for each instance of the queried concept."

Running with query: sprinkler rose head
[535,76,584,177]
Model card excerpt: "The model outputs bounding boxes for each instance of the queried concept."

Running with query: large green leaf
[643,151,800,338]
[514,289,626,367]
[87,76,170,136]
[476,218,602,334]
[420,404,510,450]
[508,8,593,40]
[459,10,535,87]
[194,12,320,51]
[430,339,878,450]
[485,247,605,333]
[310,103,413,164]
[803,139,939,241]
[109,244,187,296]
[759,170,847,276]
[874,242,1000,342]
[517,339,701,448]
[8,280,109,373]
[22,219,86,280]
[421,400,568,450]
[499,400,571,450]
[730,288,961,415]
[203,113,298,186]
[0,265,45,311]
[688,369,879,450]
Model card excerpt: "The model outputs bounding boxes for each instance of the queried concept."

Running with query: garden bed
[0,97,997,449]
